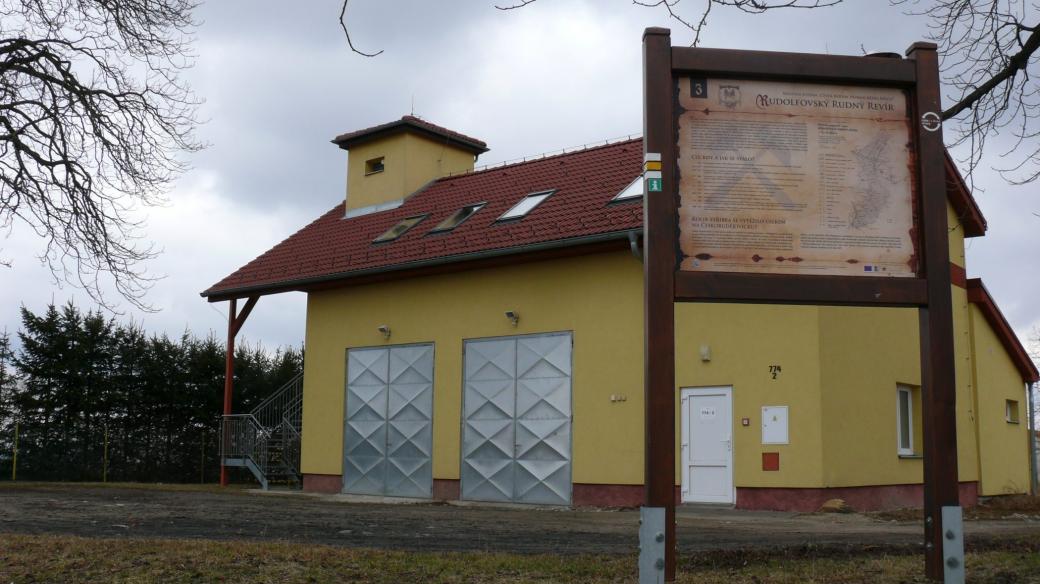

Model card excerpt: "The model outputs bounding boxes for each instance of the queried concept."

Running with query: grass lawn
[1,534,1038,583]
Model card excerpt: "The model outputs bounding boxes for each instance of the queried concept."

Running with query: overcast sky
[1,0,1037,354]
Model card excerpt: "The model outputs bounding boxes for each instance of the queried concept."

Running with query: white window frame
[496,190,554,221]
[372,214,428,243]
[897,385,914,456]
[429,202,486,234]
[611,178,643,202]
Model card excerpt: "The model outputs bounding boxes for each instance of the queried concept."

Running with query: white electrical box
[762,406,789,445]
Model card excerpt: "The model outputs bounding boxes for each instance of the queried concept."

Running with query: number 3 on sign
[690,77,707,98]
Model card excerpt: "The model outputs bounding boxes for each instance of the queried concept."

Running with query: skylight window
[611,178,643,202]
[429,203,486,234]
[373,214,427,243]
[497,190,555,221]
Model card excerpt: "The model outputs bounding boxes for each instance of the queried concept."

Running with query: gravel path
[0,484,1036,555]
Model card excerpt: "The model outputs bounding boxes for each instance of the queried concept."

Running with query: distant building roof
[202,138,986,300]
[332,115,489,155]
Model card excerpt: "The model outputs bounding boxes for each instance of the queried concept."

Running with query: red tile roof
[202,139,643,298]
[945,151,987,237]
[967,279,1040,383]
[202,138,987,300]
[332,115,489,154]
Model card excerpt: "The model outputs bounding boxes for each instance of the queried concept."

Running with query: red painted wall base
[302,474,979,512]
[736,482,979,512]
[302,473,341,494]
[432,479,460,500]
[301,475,462,500]
[572,483,643,507]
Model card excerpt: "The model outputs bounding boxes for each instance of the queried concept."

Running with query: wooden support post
[221,297,237,487]
[221,296,259,487]
[643,26,677,583]
[907,42,960,582]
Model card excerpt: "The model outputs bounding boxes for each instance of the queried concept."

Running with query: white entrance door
[681,387,733,504]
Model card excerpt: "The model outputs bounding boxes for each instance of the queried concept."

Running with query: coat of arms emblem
[718,85,741,109]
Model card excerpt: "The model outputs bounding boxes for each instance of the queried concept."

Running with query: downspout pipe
[628,231,643,262]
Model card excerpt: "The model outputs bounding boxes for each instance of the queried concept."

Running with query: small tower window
[373,214,427,243]
[365,157,385,175]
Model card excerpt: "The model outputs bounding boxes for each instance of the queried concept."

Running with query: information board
[676,77,916,277]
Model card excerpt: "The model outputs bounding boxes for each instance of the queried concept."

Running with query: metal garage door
[461,333,572,505]
[344,344,434,497]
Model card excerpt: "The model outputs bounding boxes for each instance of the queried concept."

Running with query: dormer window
[611,178,643,203]
[497,190,555,222]
[429,203,486,234]
[373,214,427,243]
[365,157,385,175]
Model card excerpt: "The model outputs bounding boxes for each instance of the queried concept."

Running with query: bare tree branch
[0,0,203,311]
[489,0,843,45]
[893,1,1040,186]
[940,23,1040,120]
[633,0,704,45]
[339,0,382,57]
[495,0,538,9]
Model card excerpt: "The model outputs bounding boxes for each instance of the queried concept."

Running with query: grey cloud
[2,0,1037,354]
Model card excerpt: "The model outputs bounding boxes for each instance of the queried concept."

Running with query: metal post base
[639,506,666,584]
[941,506,965,584]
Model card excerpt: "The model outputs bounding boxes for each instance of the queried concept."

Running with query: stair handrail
[220,413,270,476]
[281,415,302,480]
[249,371,304,434]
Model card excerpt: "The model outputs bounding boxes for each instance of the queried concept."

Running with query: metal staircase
[220,372,303,489]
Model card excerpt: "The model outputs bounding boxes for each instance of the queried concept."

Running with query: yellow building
[202,115,1038,510]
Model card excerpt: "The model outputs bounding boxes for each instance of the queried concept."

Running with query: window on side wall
[1006,399,1020,424]
[896,385,916,456]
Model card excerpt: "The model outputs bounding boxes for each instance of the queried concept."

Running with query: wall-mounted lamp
[377,324,391,339]
[504,310,519,327]
[699,344,712,362]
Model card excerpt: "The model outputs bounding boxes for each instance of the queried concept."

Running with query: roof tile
[203,139,643,297]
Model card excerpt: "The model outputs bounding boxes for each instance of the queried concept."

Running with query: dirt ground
[0,483,1037,556]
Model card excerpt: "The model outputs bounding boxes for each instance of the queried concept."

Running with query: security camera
[504,311,519,326]
[377,325,390,339]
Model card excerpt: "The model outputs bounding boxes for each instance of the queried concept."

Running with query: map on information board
[676,78,916,277]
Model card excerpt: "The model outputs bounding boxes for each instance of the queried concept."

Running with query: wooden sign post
[642,28,962,583]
